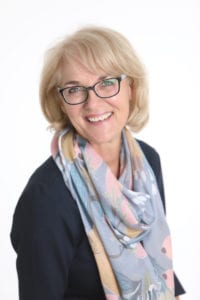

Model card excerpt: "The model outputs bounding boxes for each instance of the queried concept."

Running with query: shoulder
[11,157,82,248]
[136,139,164,195]
[137,139,161,171]
[20,156,71,202]
[27,156,62,187]
[16,156,79,217]
[137,139,166,211]
[137,139,160,161]
[19,157,73,212]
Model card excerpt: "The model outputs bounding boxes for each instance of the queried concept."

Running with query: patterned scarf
[51,127,175,300]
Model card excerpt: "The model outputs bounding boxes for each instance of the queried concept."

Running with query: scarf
[51,127,175,300]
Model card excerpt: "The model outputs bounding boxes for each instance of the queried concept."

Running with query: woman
[11,26,185,299]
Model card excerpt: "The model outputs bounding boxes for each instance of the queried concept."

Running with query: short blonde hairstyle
[39,26,149,132]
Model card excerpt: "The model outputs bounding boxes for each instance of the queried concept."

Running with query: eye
[68,86,82,94]
[101,78,117,87]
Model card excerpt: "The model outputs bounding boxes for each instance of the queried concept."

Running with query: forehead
[60,59,107,85]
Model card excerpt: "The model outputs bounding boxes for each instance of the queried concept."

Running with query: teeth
[87,112,112,122]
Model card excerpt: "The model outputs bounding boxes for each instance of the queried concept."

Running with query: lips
[86,112,113,123]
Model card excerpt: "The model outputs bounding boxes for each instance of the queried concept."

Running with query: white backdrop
[1,0,199,299]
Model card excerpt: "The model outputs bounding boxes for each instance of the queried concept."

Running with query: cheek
[62,105,76,120]
[122,89,131,114]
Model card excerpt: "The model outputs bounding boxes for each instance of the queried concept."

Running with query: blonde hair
[39,26,149,132]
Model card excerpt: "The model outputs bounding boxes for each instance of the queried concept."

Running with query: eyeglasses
[57,74,127,105]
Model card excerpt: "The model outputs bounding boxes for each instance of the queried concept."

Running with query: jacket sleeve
[155,151,186,296]
[10,179,82,300]
[138,140,185,296]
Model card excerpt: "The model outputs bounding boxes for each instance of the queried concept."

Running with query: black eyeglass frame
[57,74,127,105]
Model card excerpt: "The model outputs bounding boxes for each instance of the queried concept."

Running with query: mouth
[86,112,113,123]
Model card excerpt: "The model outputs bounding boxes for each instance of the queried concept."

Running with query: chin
[89,135,116,146]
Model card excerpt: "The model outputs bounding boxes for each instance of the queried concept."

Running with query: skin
[60,59,132,177]
[59,60,181,300]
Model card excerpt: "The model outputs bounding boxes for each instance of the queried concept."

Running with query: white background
[0,0,199,299]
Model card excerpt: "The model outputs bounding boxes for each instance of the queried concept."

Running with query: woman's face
[60,60,132,150]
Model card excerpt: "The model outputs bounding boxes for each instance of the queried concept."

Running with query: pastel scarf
[51,127,175,300]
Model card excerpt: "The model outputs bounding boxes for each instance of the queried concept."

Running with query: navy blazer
[11,140,185,299]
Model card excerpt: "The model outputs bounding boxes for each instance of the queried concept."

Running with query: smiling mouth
[87,112,113,123]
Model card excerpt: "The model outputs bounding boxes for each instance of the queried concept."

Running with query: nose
[84,88,100,107]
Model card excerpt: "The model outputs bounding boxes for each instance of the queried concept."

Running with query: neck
[91,140,121,178]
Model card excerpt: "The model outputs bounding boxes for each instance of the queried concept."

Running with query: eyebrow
[63,75,110,87]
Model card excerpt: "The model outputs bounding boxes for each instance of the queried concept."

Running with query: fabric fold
[52,127,175,300]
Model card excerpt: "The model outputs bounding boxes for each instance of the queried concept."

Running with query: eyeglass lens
[62,77,120,104]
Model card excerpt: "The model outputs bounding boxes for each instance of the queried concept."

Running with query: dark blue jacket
[11,140,185,299]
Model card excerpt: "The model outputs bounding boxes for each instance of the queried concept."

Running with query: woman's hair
[39,26,149,132]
